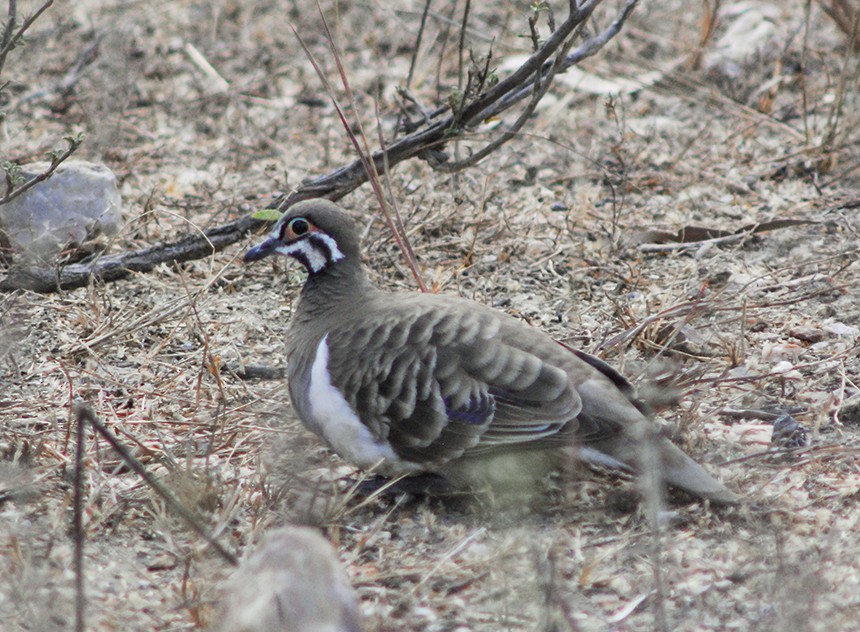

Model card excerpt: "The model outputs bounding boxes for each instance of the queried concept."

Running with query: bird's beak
[243,237,279,263]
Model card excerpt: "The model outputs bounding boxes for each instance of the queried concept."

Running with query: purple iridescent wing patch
[445,391,495,425]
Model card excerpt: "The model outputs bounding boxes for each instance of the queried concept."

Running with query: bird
[243,199,738,505]
[214,526,362,632]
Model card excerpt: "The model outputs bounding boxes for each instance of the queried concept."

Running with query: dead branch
[74,403,238,566]
[0,213,266,293]
[819,0,860,51]
[0,0,55,76]
[0,0,640,294]
[2,133,85,204]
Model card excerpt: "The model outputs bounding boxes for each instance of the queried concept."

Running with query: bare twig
[0,212,258,293]
[457,0,639,140]
[0,0,54,77]
[74,404,238,566]
[73,404,86,632]
[437,7,580,173]
[456,0,471,94]
[637,231,755,253]
[1,133,84,205]
[292,4,428,291]
[1,1,85,207]
[401,0,639,135]
[404,0,432,91]
[374,101,426,291]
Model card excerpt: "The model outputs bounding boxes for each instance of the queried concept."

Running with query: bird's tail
[653,436,738,504]
[581,432,739,505]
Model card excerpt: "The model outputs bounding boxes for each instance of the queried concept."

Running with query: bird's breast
[305,335,420,474]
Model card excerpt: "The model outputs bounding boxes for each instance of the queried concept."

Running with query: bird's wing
[325,298,581,465]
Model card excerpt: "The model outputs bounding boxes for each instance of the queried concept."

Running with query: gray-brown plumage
[244,199,737,504]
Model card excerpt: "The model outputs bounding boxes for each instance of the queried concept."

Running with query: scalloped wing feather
[322,295,583,464]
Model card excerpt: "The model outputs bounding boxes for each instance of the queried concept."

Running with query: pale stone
[0,160,123,260]
[214,526,362,632]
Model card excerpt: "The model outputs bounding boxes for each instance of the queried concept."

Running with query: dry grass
[2,0,860,630]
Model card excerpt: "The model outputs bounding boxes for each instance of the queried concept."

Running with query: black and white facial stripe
[243,211,348,273]
[279,232,345,274]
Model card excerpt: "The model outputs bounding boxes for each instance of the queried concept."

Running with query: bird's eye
[287,217,311,238]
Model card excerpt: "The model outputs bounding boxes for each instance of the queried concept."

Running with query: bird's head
[244,199,362,276]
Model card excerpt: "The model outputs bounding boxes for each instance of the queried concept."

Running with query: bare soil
[2,1,859,630]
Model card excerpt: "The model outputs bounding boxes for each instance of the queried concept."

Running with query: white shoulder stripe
[307,336,409,470]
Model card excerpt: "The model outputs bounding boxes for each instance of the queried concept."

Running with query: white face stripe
[275,232,345,273]
[278,239,327,273]
[314,232,345,262]
[307,336,412,471]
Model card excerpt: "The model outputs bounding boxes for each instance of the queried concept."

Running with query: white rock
[703,3,785,77]
[824,321,859,337]
[0,160,123,260]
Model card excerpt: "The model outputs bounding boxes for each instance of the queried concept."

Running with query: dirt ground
[2,0,859,630]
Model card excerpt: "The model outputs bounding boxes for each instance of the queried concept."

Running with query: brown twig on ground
[73,404,86,632]
[0,0,639,294]
[0,213,262,293]
[74,403,238,566]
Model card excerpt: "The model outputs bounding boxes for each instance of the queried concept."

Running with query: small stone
[788,325,826,343]
[0,160,123,260]
[824,322,859,337]
[771,415,811,449]
[214,526,362,632]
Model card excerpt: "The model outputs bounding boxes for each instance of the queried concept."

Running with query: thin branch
[405,0,432,90]
[288,4,429,291]
[73,404,86,632]
[375,102,425,289]
[451,0,603,126]
[0,212,259,293]
[436,10,581,172]
[0,0,54,76]
[320,7,428,289]
[457,0,471,93]
[1,134,83,204]
[0,0,16,56]
[466,0,640,127]
[75,404,238,566]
